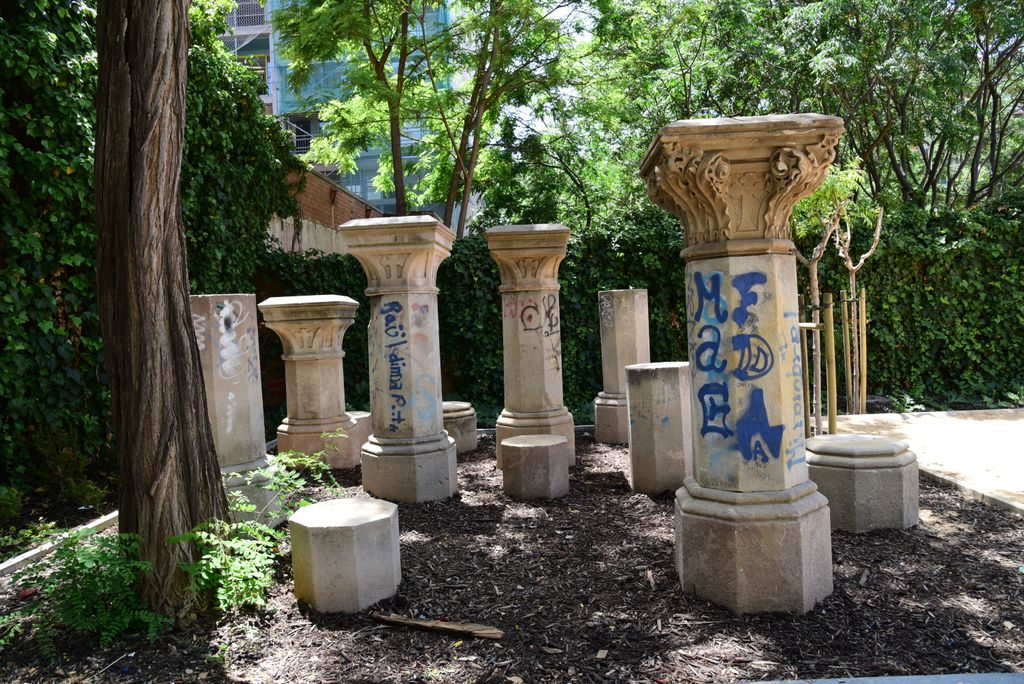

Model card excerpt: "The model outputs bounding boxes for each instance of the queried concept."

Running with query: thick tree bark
[95,0,228,616]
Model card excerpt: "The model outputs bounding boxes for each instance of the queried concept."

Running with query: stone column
[625,362,692,494]
[339,216,457,502]
[485,224,575,466]
[595,289,651,444]
[191,295,266,469]
[640,114,843,614]
[190,294,274,519]
[257,295,360,468]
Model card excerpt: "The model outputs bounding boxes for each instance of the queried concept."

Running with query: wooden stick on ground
[371,612,504,640]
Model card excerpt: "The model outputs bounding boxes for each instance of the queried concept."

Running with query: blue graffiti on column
[735,388,784,463]
[783,318,806,469]
[691,269,784,460]
[692,272,732,437]
[731,333,774,381]
[382,301,408,432]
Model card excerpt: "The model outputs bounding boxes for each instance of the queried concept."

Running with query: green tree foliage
[274,0,581,232]
[0,0,301,491]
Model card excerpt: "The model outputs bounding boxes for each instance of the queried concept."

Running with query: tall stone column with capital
[595,289,651,444]
[257,295,363,468]
[640,114,843,613]
[486,224,575,466]
[339,216,457,503]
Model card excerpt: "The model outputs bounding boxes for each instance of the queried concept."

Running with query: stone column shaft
[595,289,651,444]
[191,294,276,522]
[258,295,360,468]
[626,362,693,494]
[340,216,457,502]
[190,294,266,470]
[640,113,843,614]
[486,224,575,466]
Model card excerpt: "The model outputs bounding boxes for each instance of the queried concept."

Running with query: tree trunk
[95,0,228,617]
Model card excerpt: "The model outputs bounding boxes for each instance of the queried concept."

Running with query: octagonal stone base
[360,433,457,503]
[807,434,919,533]
[594,393,629,445]
[289,498,400,614]
[674,477,832,614]
[501,435,570,500]
[495,408,575,468]
[443,401,478,454]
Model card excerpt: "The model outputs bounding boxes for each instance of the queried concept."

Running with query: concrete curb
[0,510,120,577]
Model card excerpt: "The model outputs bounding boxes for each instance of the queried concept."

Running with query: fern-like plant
[0,531,168,659]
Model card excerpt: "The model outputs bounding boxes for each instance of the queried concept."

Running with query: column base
[223,455,283,527]
[360,432,457,503]
[277,414,359,468]
[594,392,628,445]
[495,408,575,468]
[674,477,832,614]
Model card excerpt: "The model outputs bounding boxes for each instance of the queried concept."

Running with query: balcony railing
[226,0,265,28]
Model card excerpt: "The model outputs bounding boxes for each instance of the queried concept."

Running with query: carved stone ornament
[485,224,571,294]
[639,115,845,248]
[339,216,455,296]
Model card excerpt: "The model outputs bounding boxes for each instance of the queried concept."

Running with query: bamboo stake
[823,293,838,435]
[799,296,811,438]
[840,289,852,410]
[859,287,868,414]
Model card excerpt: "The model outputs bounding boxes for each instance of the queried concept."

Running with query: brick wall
[270,167,384,255]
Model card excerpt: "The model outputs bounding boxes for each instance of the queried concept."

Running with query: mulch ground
[2,432,1023,683]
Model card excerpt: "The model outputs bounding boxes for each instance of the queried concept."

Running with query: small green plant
[0,520,64,563]
[0,486,23,524]
[0,531,168,659]
[172,444,344,611]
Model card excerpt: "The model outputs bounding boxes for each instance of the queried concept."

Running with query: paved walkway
[836,409,1024,515]
[750,674,1024,684]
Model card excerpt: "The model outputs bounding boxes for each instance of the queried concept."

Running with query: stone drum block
[807,434,919,533]
[443,401,478,454]
[289,498,401,614]
[501,435,570,500]
[626,362,693,495]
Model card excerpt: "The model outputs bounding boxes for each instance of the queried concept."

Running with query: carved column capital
[485,224,571,293]
[259,295,358,360]
[640,114,844,255]
[339,216,455,296]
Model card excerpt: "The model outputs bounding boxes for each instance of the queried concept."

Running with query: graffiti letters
[381,301,408,432]
[695,325,727,373]
[731,272,767,327]
[698,382,732,438]
[731,334,774,381]
[693,271,727,324]
[735,388,785,463]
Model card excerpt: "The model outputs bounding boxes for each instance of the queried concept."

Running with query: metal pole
[859,287,868,414]
[823,293,838,435]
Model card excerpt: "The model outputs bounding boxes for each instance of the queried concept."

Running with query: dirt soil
[2,432,1023,683]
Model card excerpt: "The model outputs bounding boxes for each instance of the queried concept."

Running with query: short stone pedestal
[289,498,401,614]
[347,411,372,466]
[443,401,478,454]
[258,295,361,468]
[807,434,919,532]
[641,114,843,613]
[500,435,570,499]
[486,224,575,467]
[595,289,651,444]
[625,362,693,495]
[340,216,457,502]
[190,294,274,521]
